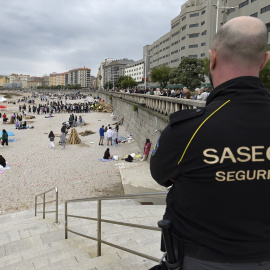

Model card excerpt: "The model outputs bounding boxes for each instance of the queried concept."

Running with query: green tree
[202,57,210,76]
[172,57,205,89]
[260,60,270,90]
[121,77,138,89]
[115,76,127,88]
[150,65,173,89]
[104,81,113,90]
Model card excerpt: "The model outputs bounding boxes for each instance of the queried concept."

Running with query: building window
[188,55,198,58]
[201,53,206,57]
[181,46,185,50]
[181,36,186,40]
[190,23,199,28]
[250,12,258,17]
[190,13,199,17]
[182,25,187,31]
[266,23,270,32]
[182,16,186,21]
[202,30,207,35]
[201,10,206,14]
[172,31,180,37]
[189,44,198,48]
[239,0,249,9]
[201,21,205,25]
[251,0,256,2]
[261,5,270,14]
[172,22,180,29]
[201,42,206,46]
[228,8,235,14]
[189,33,199,38]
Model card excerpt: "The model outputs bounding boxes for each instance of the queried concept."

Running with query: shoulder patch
[169,108,205,126]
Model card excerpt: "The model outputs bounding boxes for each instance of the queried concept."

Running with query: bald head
[212,16,268,65]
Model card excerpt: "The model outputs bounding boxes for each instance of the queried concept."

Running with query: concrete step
[0,200,166,269]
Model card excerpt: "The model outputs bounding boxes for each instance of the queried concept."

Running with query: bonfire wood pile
[79,130,95,136]
[94,102,113,113]
[68,128,81,144]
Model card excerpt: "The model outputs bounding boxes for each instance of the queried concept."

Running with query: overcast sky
[0,0,186,78]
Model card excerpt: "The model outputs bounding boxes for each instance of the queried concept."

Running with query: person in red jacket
[141,139,151,161]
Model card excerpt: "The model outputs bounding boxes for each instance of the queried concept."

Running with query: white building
[124,59,144,84]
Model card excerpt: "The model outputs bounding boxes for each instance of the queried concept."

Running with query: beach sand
[0,93,144,215]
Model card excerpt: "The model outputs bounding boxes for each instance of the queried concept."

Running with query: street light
[213,0,238,33]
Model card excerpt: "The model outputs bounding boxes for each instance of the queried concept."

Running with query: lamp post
[213,1,238,33]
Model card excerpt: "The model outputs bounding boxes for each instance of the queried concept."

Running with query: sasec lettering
[203,146,270,164]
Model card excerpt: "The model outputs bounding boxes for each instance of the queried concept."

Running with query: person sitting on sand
[103,148,113,159]
[0,155,6,168]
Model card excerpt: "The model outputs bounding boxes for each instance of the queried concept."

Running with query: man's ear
[209,50,216,71]
[260,51,270,71]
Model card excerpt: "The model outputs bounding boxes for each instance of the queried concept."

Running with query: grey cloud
[0,0,184,76]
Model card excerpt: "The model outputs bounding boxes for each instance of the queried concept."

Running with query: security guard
[150,17,270,269]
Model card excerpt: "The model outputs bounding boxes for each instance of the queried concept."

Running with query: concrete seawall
[93,90,206,153]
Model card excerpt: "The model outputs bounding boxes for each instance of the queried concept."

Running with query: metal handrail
[65,191,167,262]
[35,187,58,223]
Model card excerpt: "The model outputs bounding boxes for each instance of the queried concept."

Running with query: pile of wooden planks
[67,128,81,144]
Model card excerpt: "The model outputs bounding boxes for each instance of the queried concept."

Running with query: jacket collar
[206,76,268,105]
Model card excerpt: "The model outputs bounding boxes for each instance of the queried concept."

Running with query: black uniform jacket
[150,76,270,263]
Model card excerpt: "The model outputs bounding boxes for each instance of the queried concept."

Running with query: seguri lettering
[215,170,270,181]
[203,146,270,164]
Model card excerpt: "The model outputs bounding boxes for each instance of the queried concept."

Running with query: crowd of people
[117,86,210,101]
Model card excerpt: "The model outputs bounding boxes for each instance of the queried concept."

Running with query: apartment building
[145,0,270,74]
[27,77,44,88]
[97,58,114,89]
[9,74,30,88]
[0,76,10,87]
[103,59,135,85]
[67,68,91,88]
[124,59,144,84]
[49,72,67,86]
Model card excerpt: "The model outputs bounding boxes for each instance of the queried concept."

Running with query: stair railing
[65,191,167,262]
[35,186,59,223]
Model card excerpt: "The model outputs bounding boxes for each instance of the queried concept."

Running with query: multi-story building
[67,68,91,88]
[27,77,43,88]
[103,59,135,87]
[0,76,10,87]
[124,59,144,84]
[145,0,270,73]
[49,72,67,86]
[90,76,97,89]
[97,58,114,89]
[9,74,30,88]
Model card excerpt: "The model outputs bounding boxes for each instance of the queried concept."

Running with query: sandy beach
[0,92,144,215]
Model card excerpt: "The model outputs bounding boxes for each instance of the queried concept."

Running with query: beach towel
[0,163,10,172]
[99,157,115,162]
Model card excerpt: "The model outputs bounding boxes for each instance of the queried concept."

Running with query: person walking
[1,129,8,147]
[112,128,118,147]
[48,131,55,149]
[60,132,66,149]
[150,17,270,269]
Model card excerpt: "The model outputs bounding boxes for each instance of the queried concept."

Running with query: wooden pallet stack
[67,128,81,144]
